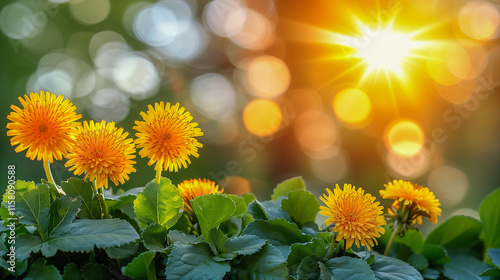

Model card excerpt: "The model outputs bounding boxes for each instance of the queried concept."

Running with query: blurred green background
[1,0,499,233]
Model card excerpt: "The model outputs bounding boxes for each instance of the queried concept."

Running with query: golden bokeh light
[243,99,282,137]
[385,120,424,157]
[428,166,468,207]
[220,176,252,195]
[295,112,338,152]
[333,88,371,128]
[248,56,290,98]
[459,1,500,41]
[385,150,430,179]
[426,43,471,86]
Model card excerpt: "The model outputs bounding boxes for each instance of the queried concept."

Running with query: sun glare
[351,23,424,81]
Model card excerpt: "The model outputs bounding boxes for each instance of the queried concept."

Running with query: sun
[349,22,426,82]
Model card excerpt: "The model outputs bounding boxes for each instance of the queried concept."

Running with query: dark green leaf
[47,196,82,236]
[288,238,327,272]
[15,234,43,261]
[481,268,500,277]
[214,235,267,261]
[61,178,101,219]
[41,219,139,256]
[168,230,201,245]
[0,233,7,256]
[191,193,236,240]
[241,193,257,206]
[230,243,288,279]
[122,251,156,280]
[371,254,424,280]
[81,263,112,280]
[407,253,428,271]
[487,248,500,269]
[443,252,493,280]
[281,190,319,227]
[396,230,424,253]
[271,176,306,201]
[62,263,82,280]
[105,242,138,259]
[421,244,450,266]
[244,218,311,258]
[166,242,230,280]
[106,187,143,211]
[425,215,481,249]
[142,223,168,251]
[247,200,291,221]
[322,256,376,280]
[297,256,321,279]
[480,188,500,262]
[134,178,184,229]
[422,268,440,279]
[15,184,50,231]
[24,258,62,280]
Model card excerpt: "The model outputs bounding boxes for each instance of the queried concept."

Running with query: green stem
[328,233,337,257]
[43,160,54,184]
[95,182,110,219]
[155,166,162,185]
[384,221,403,256]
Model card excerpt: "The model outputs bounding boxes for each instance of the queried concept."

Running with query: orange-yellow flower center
[38,124,48,133]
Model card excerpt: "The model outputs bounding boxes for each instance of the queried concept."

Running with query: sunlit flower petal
[177,178,223,211]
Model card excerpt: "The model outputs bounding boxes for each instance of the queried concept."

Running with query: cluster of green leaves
[0,176,499,280]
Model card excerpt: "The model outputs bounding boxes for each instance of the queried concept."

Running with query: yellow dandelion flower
[380,180,441,224]
[134,102,203,174]
[6,91,81,163]
[65,120,136,190]
[320,184,386,251]
[177,178,223,211]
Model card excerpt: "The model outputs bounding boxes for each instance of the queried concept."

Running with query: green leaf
[229,243,288,279]
[81,263,112,280]
[322,256,376,280]
[225,194,248,217]
[214,235,267,261]
[134,178,184,229]
[16,234,43,261]
[61,178,101,219]
[165,242,230,280]
[208,228,228,255]
[247,200,291,221]
[241,193,257,206]
[425,215,482,249]
[297,256,321,279]
[122,251,156,280]
[287,238,327,272]
[271,176,306,201]
[395,230,424,253]
[422,268,440,279]
[2,180,36,203]
[105,242,138,259]
[24,258,62,280]
[168,230,202,245]
[281,190,319,227]
[244,218,311,258]
[407,253,428,271]
[481,268,500,277]
[47,196,82,236]
[191,193,236,240]
[41,219,139,256]
[106,187,143,211]
[62,263,82,280]
[142,223,168,252]
[421,244,450,267]
[0,233,7,256]
[15,184,50,231]
[371,254,424,280]
[480,188,500,259]
[443,251,493,280]
[487,248,500,269]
